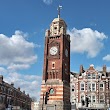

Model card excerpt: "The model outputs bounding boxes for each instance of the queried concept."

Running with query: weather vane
[57,5,62,18]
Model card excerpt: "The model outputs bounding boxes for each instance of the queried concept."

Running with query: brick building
[0,75,31,110]
[70,64,110,110]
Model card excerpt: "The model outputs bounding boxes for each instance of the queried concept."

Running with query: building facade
[31,101,39,110]
[0,75,31,110]
[39,7,71,110]
[70,64,110,110]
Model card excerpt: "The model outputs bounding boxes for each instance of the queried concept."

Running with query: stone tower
[39,6,71,110]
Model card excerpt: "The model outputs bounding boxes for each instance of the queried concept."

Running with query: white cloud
[0,30,41,100]
[7,64,30,71]
[103,54,110,61]
[68,28,107,58]
[43,0,53,5]
[0,67,7,74]
[96,66,110,72]
[107,67,110,71]
[0,30,37,68]
[96,66,102,71]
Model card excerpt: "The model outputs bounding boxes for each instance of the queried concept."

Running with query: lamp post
[55,104,56,110]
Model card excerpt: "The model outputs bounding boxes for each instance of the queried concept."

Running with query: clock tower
[39,6,71,110]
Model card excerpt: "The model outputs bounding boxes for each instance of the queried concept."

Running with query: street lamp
[55,104,56,110]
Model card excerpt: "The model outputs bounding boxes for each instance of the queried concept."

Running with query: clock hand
[52,49,56,52]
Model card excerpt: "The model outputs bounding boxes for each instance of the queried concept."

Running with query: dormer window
[87,73,96,79]
[87,74,91,79]
[92,74,96,79]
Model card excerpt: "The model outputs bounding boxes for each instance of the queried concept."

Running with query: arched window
[49,88,54,95]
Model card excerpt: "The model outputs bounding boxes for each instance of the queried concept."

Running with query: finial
[57,5,62,18]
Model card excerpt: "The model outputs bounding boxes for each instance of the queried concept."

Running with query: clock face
[65,49,68,57]
[49,46,58,55]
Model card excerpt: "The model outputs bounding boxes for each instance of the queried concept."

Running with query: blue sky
[0,0,110,100]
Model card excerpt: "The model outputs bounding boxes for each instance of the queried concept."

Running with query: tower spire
[57,5,62,18]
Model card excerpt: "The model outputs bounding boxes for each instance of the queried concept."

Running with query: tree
[31,96,37,102]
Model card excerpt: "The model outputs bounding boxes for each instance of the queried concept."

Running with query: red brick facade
[0,75,31,110]
[70,65,110,109]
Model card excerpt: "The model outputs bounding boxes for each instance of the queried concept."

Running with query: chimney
[103,65,106,73]
[80,65,84,73]
[0,75,3,83]
[11,82,14,87]
[23,91,25,94]
[27,94,29,97]
[18,87,20,91]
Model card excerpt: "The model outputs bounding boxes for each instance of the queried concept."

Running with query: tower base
[39,101,71,110]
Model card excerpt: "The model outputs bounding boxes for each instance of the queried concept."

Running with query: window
[87,73,96,79]
[92,84,95,91]
[87,83,91,91]
[80,95,84,102]
[80,83,85,91]
[88,96,91,103]
[52,62,55,69]
[100,94,104,103]
[72,85,74,92]
[49,88,54,95]
[72,88,74,91]
[87,83,96,91]
[54,27,57,30]
[100,83,104,91]
[92,74,96,79]
[53,64,55,68]
[88,95,96,103]
[92,95,96,103]
[87,74,91,79]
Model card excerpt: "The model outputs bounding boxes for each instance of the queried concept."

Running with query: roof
[52,17,67,26]
[52,18,63,22]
